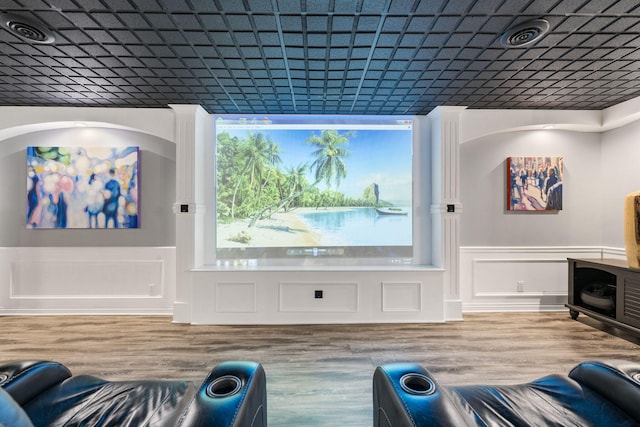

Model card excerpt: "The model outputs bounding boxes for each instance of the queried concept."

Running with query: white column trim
[428,106,467,320]
[170,104,208,323]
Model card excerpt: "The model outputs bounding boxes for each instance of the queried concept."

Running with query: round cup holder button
[206,375,243,398]
[400,373,435,396]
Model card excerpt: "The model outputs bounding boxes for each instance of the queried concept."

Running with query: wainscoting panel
[215,283,256,313]
[460,246,607,312]
[471,259,566,296]
[382,282,421,312]
[11,260,163,297]
[0,247,176,314]
[189,268,445,324]
[279,282,359,313]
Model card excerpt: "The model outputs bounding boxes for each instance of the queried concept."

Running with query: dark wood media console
[567,258,640,336]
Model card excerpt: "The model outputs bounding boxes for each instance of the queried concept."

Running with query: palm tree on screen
[230,132,270,218]
[248,129,352,226]
[256,140,282,203]
[282,163,308,211]
[308,129,350,189]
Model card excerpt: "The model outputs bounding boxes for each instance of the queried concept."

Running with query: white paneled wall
[0,247,175,314]
[189,268,444,324]
[459,246,626,312]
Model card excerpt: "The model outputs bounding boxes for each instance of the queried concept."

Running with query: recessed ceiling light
[500,19,550,48]
[0,13,55,44]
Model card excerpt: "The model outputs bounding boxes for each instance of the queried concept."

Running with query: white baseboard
[462,303,567,313]
[445,299,464,321]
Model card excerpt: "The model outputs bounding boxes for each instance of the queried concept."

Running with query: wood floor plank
[1,312,638,426]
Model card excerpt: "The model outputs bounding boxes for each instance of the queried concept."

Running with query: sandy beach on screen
[217,208,326,248]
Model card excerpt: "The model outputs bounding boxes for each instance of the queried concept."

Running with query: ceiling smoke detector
[500,19,549,48]
[0,13,55,44]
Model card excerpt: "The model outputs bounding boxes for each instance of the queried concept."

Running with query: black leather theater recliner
[0,359,267,427]
[373,359,640,427]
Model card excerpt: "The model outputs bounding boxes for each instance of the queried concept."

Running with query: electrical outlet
[314,290,323,299]
[517,281,524,292]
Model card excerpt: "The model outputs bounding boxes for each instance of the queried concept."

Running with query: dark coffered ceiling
[1,0,639,115]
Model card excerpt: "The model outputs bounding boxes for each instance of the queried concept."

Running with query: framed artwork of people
[26,146,139,229]
[507,156,563,211]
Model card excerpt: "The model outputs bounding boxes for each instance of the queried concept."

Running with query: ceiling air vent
[500,19,549,48]
[0,13,55,44]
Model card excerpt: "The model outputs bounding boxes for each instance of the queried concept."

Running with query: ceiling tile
[0,0,637,113]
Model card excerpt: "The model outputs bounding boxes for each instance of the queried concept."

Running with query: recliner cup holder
[399,373,435,395]
[0,373,8,386]
[206,375,243,398]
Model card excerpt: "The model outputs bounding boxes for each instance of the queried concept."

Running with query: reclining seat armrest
[373,363,471,427]
[0,387,34,427]
[0,360,72,405]
[177,361,267,427]
[569,359,640,423]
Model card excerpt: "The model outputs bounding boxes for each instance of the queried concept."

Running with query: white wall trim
[462,302,568,313]
[459,246,624,313]
[445,299,464,321]
[461,246,607,255]
[0,247,175,315]
[602,246,626,258]
[189,269,445,324]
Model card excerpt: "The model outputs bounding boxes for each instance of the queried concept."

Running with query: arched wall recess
[0,106,176,143]
[0,123,175,160]
[459,95,640,145]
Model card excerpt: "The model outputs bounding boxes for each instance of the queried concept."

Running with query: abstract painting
[27,146,139,229]
[507,156,563,211]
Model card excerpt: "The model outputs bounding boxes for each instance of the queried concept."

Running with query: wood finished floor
[2,312,639,426]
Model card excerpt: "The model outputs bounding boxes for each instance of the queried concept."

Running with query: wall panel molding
[382,282,421,312]
[279,282,359,313]
[460,246,620,313]
[215,283,256,313]
[190,269,445,324]
[0,247,175,314]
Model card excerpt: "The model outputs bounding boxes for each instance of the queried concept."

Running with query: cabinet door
[619,273,640,329]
